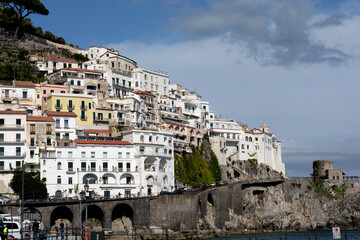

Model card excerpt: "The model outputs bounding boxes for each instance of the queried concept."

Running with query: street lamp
[80,182,95,227]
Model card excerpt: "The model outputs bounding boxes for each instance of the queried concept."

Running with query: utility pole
[20,160,24,240]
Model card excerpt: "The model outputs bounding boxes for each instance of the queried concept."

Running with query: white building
[44,140,137,198]
[132,68,169,96]
[44,111,77,142]
[0,110,27,171]
[122,130,175,196]
[35,57,79,75]
[209,120,285,174]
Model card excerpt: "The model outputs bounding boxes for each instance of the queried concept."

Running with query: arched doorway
[111,204,134,229]
[23,208,41,222]
[50,206,73,229]
[82,204,104,227]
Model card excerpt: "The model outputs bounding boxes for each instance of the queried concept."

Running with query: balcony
[0,153,26,159]
[55,104,63,110]
[111,68,132,77]
[80,116,87,121]
[67,104,75,111]
[0,140,25,145]
[80,105,87,110]
[66,169,75,174]
[93,117,110,123]
[0,124,25,130]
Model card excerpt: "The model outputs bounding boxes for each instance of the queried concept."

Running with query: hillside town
[0,46,285,199]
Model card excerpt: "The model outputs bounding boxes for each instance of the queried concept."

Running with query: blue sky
[32,0,360,177]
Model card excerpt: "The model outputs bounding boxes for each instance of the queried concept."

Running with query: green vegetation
[175,135,222,186]
[9,169,48,200]
[332,184,348,198]
[0,49,46,82]
[1,0,49,39]
[248,158,258,169]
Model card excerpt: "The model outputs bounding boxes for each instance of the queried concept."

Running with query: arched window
[245,136,248,141]
[57,175,61,184]
[149,136,152,142]
[140,135,144,142]
[57,162,62,170]
[249,137,252,142]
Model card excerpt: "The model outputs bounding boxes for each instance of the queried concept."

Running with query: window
[46,124,52,134]
[125,190,131,197]
[126,162,131,172]
[16,161,21,168]
[81,162,86,172]
[56,99,61,108]
[57,162,62,170]
[81,100,85,109]
[88,102,92,110]
[16,133,21,142]
[30,150,34,158]
[77,81,81,86]
[70,80,74,85]
[16,147,21,156]
[108,113,111,119]
[56,133,60,140]
[68,100,73,108]
[30,124,35,134]
[126,177,131,184]
[118,152,122,158]
[61,91,65,93]
[0,147,4,157]
[103,162,108,172]
[68,151,73,158]
[91,162,96,171]
[16,119,21,125]
[68,162,73,172]
[0,134,3,142]
[91,152,95,158]
[57,176,61,184]
[47,138,51,146]
[118,162,123,172]
[149,136,152,142]
[56,119,60,128]
[37,94,40,99]
[64,133,69,140]
[103,152,107,158]
[126,152,130,158]
[0,161,4,170]
[81,111,86,120]
[82,152,86,158]
[57,151,62,158]
[68,177,73,184]
[50,90,54,93]
[0,119,4,126]
[64,120,69,128]
[43,90,46,94]
[22,91,27,99]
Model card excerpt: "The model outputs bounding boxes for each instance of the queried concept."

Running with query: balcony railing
[93,117,110,122]
[55,104,63,110]
[67,105,75,110]
[0,153,26,159]
[80,105,87,110]
[0,124,25,130]
[80,116,87,121]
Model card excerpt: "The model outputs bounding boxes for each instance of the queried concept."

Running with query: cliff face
[225,179,360,231]
[211,159,360,231]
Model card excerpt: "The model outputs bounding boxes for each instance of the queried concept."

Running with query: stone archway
[111,203,134,230]
[81,204,104,227]
[23,207,42,222]
[50,206,73,229]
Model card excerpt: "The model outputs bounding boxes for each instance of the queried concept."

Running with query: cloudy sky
[32,0,360,177]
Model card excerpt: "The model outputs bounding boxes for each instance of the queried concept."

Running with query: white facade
[0,111,27,171]
[35,57,79,75]
[132,68,169,96]
[44,141,138,198]
[122,130,175,195]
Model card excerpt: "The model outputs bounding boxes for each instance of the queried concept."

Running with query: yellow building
[46,93,95,126]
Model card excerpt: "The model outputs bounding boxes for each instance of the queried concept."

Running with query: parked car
[3,221,21,239]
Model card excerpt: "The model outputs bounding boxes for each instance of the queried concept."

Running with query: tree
[9,170,48,200]
[1,0,49,39]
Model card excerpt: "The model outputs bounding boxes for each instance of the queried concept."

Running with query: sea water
[203,230,360,240]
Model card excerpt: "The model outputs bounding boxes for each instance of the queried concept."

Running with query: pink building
[35,84,68,112]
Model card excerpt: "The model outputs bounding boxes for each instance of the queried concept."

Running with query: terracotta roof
[13,81,35,87]
[45,111,77,117]
[44,57,78,63]
[27,116,55,122]
[133,90,156,97]
[243,129,253,133]
[75,140,132,145]
[61,68,101,73]
[84,129,112,134]
[0,110,27,115]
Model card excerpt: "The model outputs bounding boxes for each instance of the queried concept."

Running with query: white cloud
[107,5,360,177]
